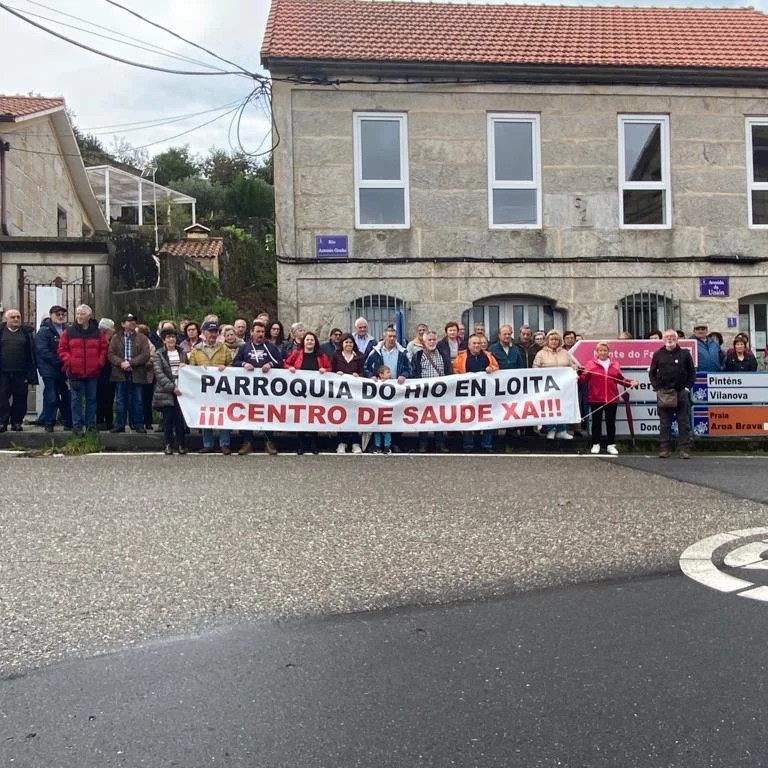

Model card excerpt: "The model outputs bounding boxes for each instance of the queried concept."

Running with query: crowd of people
[0,305,761,458]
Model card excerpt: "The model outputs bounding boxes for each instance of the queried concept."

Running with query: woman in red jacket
[286,332,331,454]
[579,341,638,455]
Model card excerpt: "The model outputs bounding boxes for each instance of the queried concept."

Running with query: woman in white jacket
[532,330,581,440]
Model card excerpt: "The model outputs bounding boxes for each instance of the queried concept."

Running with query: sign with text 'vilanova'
[691,372,768,437]
[178,367,580,432]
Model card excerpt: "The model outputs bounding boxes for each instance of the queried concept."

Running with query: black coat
[649,345,696,391]
[0,323,37,382]
[36,318,65,378]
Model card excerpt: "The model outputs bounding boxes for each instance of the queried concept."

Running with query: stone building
[261,0,768,359]
[0,95,110,320]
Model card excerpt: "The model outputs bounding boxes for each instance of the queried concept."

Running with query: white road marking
[723,541,768,569]
[680,527,768,601]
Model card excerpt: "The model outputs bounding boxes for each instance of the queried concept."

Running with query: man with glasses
[320,328,343,358]
[35,305,72,432]
[0,309,37,432]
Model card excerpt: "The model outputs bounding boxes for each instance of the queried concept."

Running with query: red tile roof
[261,1,768,71]
[0,96,65,119]
[160,238,224,260]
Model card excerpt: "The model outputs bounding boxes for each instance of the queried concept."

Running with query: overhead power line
[104,0,257,79]
[20,0,230,71]
[0,2,253,77]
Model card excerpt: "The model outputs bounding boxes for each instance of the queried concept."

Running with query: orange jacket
[453,349,499,374]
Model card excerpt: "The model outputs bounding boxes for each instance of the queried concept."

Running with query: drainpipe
[0,140,10,236]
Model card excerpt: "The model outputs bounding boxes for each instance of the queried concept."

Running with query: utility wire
[19,0,230,71]
[130,103,245,150]
[104,0,257,78]
[0,3,251,76]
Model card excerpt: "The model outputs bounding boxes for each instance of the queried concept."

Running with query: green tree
[224,174,274,222]
[202,149,255,187]
[169,175,226,221]
[152,145,200,186]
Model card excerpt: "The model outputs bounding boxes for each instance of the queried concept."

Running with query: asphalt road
[1,453,766,676]
[3,572,767,768]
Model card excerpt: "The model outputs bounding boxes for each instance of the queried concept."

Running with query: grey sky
[0,0,760,164]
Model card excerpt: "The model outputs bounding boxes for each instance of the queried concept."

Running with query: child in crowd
[373,364,392,454]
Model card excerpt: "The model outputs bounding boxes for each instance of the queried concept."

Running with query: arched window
[349,294,405,341]
[463,296,565,341]
[617,291,680,339]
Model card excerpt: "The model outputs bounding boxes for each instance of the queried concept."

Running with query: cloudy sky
[0,0,760,164]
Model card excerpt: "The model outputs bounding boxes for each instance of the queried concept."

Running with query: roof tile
[0,95,65,119]
[160,238,224,260]
[261,1,768,71]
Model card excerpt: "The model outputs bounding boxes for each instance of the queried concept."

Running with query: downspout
[0,140,10,236]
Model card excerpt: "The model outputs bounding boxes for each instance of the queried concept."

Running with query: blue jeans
[69,378,98,431]
[463,430,492,450]
[115,380,144,429]
[41,375,71,427]
[202,428,230,448]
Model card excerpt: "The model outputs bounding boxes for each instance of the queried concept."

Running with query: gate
[20,267,96,325]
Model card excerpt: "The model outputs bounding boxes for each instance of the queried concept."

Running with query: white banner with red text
[177,366,580,432]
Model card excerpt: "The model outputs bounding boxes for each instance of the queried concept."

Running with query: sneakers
[658,449,669,459]
[606,444,619,455]
[164,444,173,455]
[351,443,362,454]
[336,443,347,454]
[265,440,278,456]
[590,444,601,454]
[546,429,556,440]
[555,430,574,440]
[383,447,392,455]
[680,450,691,459]
[238,442,253,455]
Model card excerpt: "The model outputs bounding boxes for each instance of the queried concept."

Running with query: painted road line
[738,586,768,602]
[723,541,768,569]
[680,527,768,597]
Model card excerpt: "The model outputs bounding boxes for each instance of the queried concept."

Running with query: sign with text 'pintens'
[315,235,348,259]
[569,339,698,369]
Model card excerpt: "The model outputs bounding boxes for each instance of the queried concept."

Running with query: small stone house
[261,0,768,357]
[159,223,225,279]
[0,95,111,319]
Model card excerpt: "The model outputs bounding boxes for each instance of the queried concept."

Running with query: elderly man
[36,304,71,432]
[692,321,724,373]
[108,313,151,434]
[649,329,696,459]
[58,304,108,434]
[410,330,452,453]
[233,317,248,342]
[282,322,306,359]
[453,335,500,453]
[353,317,376,358]
[489,324,525,370]
[0,308,37,432]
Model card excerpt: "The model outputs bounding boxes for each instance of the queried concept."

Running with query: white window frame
[487,113,542,229]
[618,114,671,229]
[747,117,768,229]
[353,112,409,229]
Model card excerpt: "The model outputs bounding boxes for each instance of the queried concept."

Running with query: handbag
[657,388,678,408]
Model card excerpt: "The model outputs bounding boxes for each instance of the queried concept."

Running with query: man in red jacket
[58,304,108,434]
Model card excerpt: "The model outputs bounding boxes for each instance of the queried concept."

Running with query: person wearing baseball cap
[692,321,724,373]
[108,312,151,433]
[35,305,71,432]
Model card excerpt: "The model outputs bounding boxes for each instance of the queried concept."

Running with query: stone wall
[3,116,88,237]
[273,80,768,338]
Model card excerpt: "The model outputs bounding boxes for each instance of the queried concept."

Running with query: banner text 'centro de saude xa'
[178,367,580,433]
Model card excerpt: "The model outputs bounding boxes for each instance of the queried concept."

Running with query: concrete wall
[2,115,89,237]
[273,80,768,338]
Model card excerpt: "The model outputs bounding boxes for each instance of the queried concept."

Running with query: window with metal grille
[617,291,680,339]
[350,295,405,341]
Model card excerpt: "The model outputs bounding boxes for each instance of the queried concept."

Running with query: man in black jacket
[0,309,37,432]
[36,305,71,432]
[648,329,696,459]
